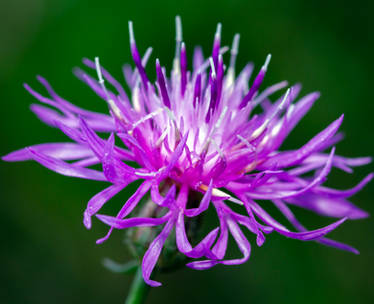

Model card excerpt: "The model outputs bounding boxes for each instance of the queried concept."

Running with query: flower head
[3,17,372,287]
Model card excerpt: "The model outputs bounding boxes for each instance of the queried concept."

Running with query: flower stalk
[125,266,150,304]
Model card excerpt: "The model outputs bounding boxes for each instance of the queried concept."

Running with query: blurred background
[1,0,373,303]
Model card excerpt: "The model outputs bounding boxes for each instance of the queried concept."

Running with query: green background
[1,0,373,303]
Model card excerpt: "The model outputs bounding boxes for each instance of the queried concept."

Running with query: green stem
[125,266,150,304]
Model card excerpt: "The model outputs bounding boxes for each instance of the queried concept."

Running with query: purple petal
[185,180,213,217]
[96,181,152,244]
[142,217,175,287]
[2,143,93,162]
[273,199,360,254]
[285,194,369,220]
[262,115,343,169]
[27,148,106,181]
[150,184,176,207]
[176,210,219,258]
[96,212,171,229]
[286,92,320,135]
[83,184,125,229]
[248,147,335,200]
[157,132,189,181]
[250,200,347,240]
[313,173,373,199]
[220,217,251,265]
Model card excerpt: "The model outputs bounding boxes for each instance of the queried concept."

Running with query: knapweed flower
[3,17,372,287]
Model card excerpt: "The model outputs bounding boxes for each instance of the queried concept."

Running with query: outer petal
[27,148,106,181]
[250,200,347,240]
[248,147,335,200]
[142,217,175,287]
[2,143,93,162]
[184,180,213,217]
[221,217,251,265]
[96,181,152,244]
[96,212,171,229]
[83,183,126,229]
[176,210,218,259]
[285,194,369,220]
[262,115,343,168]
[273,199,360,254]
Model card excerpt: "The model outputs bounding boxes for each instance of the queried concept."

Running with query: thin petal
[185,180,213,217]
[142,217,175,287]
[175,210,218,258]
[262,115,343,168]
[96,212,171,229]
[250,200,347,240]
[96,181,152,244]
[27,148,106,181]
[2,143,93,162]
[83,184,125,229]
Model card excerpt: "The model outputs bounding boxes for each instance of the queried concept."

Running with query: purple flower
[3,17,372,287]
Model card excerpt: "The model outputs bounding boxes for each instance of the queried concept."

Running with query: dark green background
[1,0,373,303]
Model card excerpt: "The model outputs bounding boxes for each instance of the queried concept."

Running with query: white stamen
[250,88,290,139]
[229,34,240,71]
[108,99,122,119]
[203,186,243,205]
[252,80,288,108]
[209,57,217,79]
[262,54,272,71]
[131,47,153,85]
[215,23,222,40]
[215,106,228,129]
[173,15,183,73]
[95,57,104,84]
[131,108,163,129]
[132,85,141,112]
[210,138,224,158]
[287,103,295,119]
[175,15,183,43]
[156,126,169,147]
[226,34,240,88]
[201,106,228,154]
[227,196,244,205]
[95,57,121,117]
[236,134,255,151]
[220,46,229,54]
[197,47,229,74]
[128,21,135,44]
[271,120,283,137]
[164,106,176,123]
[135,171,158,177]
[142,47,153,66]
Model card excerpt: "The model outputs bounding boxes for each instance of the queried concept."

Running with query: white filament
[229,34,240,73]
[128,21,135,44]
[236,134,255,151]
[209,57,217,79]
[252,80,288,109]
[196,46,229,75]
[262,54,272,71]
[131,108,163,129]
[95,57,122,118]
[215,23,222,40]
[173,15,183,73]
[250,88,290,140]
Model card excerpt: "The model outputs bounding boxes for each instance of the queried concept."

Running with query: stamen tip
[232,34,240,54]
[128,21,135,43]
[209,57,217,78]
[215,23,222,39]
[175,15,182,42]
[263,54,272,71]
